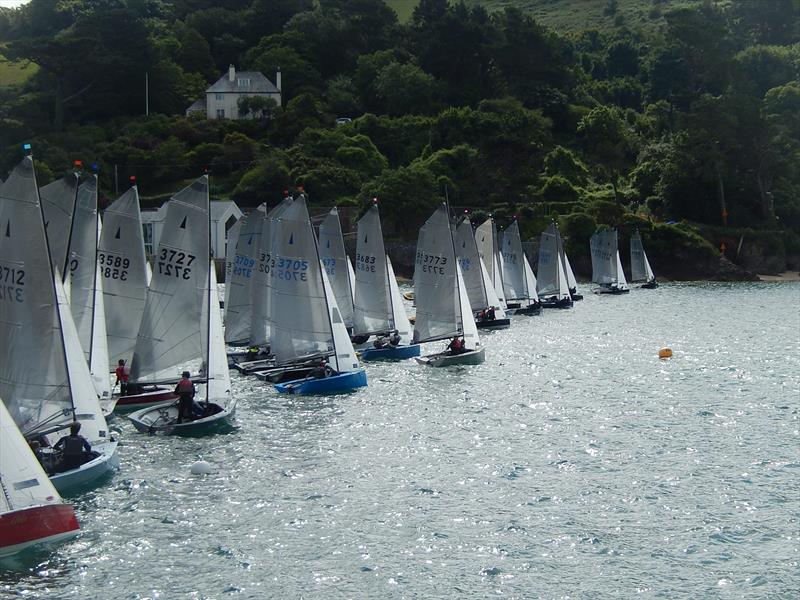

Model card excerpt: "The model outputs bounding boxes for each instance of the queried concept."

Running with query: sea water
[2,282,798,599]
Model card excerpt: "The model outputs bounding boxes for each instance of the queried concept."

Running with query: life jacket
[176,379,194,394]
[451,338,462,350]
[115,365,129,382]
[62,435,85,457]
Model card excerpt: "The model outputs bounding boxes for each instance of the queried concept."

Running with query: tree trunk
[610,176,619,203]
[715,162,727,225]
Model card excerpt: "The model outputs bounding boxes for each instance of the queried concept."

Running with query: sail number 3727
[157,248,197,279]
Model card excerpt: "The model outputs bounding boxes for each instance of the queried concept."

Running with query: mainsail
[39,174,78,277]
[413,204,460,343]
[537,223,571,300]
[630,229,655,283]
[224,207,263,344]
[99,185,149,366]
[474,218,506,307]
[318,207,355,329]
[130,177,210,382]
[590,229,619,285]
[454,219,488,311]
[501,220,536,304]
[352,204,391,336]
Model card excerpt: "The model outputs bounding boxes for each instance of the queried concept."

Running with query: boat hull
[49,440,120,495]
[541,296,573,309]
[569,288,584,301]
[112,387,177,412]
[254,366,314,382]
[593,285,630,295]
[0,504,80,559]
[475,318,511,330]
[275,369,368,395]
[509,304,542,316]
[360,344,421,361]
[416,347,486,367]
[640,280,658,289]
[127,400,236,435]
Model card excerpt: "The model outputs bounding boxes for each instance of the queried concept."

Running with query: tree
[237,95,278,119]
[374,62,438,116]
[577,105,634,202]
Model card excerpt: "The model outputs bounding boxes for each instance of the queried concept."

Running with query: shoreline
[756,271,800,282]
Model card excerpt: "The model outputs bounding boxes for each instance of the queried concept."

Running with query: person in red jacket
[174,371,196,423]
[115,359,130,395]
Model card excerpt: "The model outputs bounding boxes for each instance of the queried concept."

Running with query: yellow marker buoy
[659,348,673,359]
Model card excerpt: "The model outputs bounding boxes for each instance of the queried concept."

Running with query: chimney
[276,68,282,92]
[228,64,235,82]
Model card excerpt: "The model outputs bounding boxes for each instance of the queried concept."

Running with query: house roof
[142,200,242,223]
[207,71,279,94]
[186,98,206,112]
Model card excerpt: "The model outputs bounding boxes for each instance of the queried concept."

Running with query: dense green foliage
[0,0,798,271]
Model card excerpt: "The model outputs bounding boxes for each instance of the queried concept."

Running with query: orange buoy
[659,348,673,359]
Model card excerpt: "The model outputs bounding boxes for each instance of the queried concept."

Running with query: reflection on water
[2,282,799,598]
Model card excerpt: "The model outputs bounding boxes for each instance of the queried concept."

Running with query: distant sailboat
[414,204,485,366]
[0,398,80,558]
[630,229,658,288]
[537,223,573,309]
[561,249,583,301]
[501,219,542,315]
[590,229,629,294]
[455,218,510,328]
[0,156,119,493]
[318,207,355,332]
[224,206,263,345]
[270,195,367,394]
[474,217,507,310]
[352,202,420,360]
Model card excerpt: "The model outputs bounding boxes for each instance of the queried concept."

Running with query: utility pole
[145,72,149,116]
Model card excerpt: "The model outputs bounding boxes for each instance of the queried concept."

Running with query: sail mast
[206,174,213,386]
[444,189,463,335]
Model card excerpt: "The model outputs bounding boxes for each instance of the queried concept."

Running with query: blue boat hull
[360,344,421,361]
[275,369,368,395]
[50,441,119,495]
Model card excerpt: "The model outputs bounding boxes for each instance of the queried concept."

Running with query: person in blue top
[54,422,92,471]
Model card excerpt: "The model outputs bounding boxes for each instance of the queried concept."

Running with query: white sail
[386,256,413,345]
[479,258,507,316]
[590,229,619,285]
[630,230,655,283]
[90,220,111,401]
[501,220,532,303]
[474,218,506,307]
[130,177,210,382]
[0,157,74,435]
[454,219,488,311]
[318,208,355,329]
[99,186,149,366]
[269,195,335,364]
[222,217,241,323]
[563,251,578,291]
[251,199,291,346]
[413,204,460,343]
[347,257,356,302]
[39,174,78,276]
[456,262,480,351]
[205,266,232,402]
[615,250,629,288]
[225,207,263,344]
[67,176,99,363]
[320,261,359,373]
[537,224,569,300]
[0,399,66,512]
[522,255,540,303]
[353,204,391,335]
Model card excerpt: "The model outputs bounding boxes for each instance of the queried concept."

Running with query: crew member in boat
[447,336,466,355]
[115,359,130,395]
[388,330,401,347]
[486,306,496,321]
[311,359,336,379]
[373,335,389,349]
[53,422,93,472]
[175,371,197,423]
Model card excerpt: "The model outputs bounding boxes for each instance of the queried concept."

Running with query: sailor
[486,306,496,321]
[174,371,196,423]
[54,422,92,472]
[373,335,389,349]
[447,336,465,355]
[311,359,328,379]
[388,330,401,347]
[115,359,130,395]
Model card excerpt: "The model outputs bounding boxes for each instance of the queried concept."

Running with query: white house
[186,65,282,120]
[141,200,243,259]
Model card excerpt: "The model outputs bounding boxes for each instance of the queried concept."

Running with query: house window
[142,223,153,256]
[216,109,225,119]
[215,93,224,100]
[237,78,250,88]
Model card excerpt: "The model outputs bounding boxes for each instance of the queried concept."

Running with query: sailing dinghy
[562,249,583,300]
[474,217,507,311]
[0,156,119,493]
[100,184,173,411]
[500,220,542,316]
[537,223,573,309]
[270,195,367,394]
[630,229,658,288]
[0,398,80,558]
[318,207,356,336]
[353,203,420,360]
[127,176,235,433]
[414,204,485,366]
[455,218,510,328]
[590,229,629,294]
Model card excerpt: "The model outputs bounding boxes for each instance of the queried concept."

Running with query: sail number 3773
[416,252,447,275]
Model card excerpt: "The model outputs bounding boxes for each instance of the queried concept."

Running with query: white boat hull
[416,347,486,367]
[49,440,120,494]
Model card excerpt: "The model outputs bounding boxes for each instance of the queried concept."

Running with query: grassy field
[386,0,720,31]
[0,44,37,87]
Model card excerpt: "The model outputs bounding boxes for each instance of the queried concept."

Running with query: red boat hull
[0,504,79,557]
[114,388,177,411]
